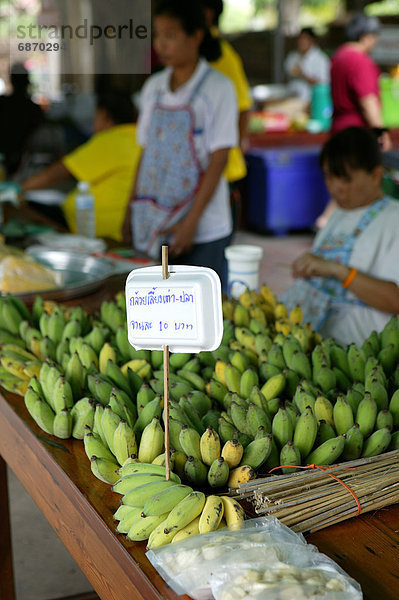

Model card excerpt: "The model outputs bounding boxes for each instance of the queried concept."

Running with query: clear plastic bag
[211,558,363,600]
[146,517,362,600]
[147,517,308,599]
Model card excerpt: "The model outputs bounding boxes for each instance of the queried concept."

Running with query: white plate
[24,189,67,206]
[33,232,106,254]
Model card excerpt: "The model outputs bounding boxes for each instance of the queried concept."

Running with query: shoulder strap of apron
[154,65,211,106]
[342,197,390,249]
[188,66,212,102]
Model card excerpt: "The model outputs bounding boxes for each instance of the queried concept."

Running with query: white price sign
[125,265,223,352]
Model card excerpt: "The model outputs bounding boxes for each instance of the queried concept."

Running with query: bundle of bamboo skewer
[234,450,399,534]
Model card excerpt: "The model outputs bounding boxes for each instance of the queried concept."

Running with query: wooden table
[1,275,399,600]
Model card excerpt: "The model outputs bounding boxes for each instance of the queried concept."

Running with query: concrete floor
[7,228,313,600]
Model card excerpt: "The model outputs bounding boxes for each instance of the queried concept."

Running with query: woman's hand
[292,252,344,280]
[162,216,197,257]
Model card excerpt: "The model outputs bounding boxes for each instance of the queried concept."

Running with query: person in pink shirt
[330,14,392,151]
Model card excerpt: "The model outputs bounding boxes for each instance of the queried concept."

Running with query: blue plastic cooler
[245,146,330,235]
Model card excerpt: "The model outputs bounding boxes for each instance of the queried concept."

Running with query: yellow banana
[198,495,224,533]
[220,496,245,528]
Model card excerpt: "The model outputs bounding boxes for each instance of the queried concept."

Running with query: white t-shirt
[137,59,238,244]
[285,45,330,103]
[314,198,399,346]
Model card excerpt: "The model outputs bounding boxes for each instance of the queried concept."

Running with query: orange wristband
[342,268,358,289]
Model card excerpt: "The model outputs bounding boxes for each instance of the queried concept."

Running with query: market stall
[0,251,399,599]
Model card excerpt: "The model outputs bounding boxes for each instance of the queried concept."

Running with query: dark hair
[96,90,136,125]
[300,27,316,39]
[345,14,380,42]
[154,0,221,62]
[199,0,224,26]
[320,127,382,177]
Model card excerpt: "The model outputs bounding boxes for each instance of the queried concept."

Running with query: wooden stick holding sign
[161,246,171,481]
[125,253,223,483]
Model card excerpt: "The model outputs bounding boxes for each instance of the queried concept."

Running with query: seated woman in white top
[282,126,399,346]
[123,0,238,289]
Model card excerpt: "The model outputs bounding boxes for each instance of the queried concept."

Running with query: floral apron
[281,198,389,330]
[131,68,211,259]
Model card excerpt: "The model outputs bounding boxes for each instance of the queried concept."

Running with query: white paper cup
[224,244,264,299]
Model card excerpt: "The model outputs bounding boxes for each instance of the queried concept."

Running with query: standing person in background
[200,0,252,231]
[330,13,392,151]
[123,0,238,289]
[0,63,44,176]
[284,28,330,106]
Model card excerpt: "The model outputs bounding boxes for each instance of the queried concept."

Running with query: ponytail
[200,29,221,62]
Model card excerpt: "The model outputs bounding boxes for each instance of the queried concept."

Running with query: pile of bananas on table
[0,284,399,549]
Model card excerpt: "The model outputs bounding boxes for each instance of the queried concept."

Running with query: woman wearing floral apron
[123,0,238,289]
[282,127,399,346]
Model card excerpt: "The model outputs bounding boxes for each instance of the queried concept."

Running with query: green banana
[30,396,55,435]
[333,395,354,435]
[389,389,399,427]
[246,402,271,438]
[361,427,391,458]
[267,343,286,370]
[118,461,180,481]
[230,402,251,437]
[345,387,363,417]
[271,407,293,449]
[187,390,212,418]
[176,368,206,392]
[240,434,272,470]
[53,408,72,439]
[116,508,143,534]
[293,385,315,414]
[239,366,259,399]
[293,405,318,459]
[279,441,301,473]
[112,473,170,495]
[313,365,336,394]
[90,456,120,484]
[133,397,162,438]
[218,417,236,444]
[71,397,95,439]
[169,352,191,370]
[365,378,389,411]
[64,352,86,401]
[113,420,138,466]
[376,408,394,430]
[356,393,377,438]
[282,334,303,369]
[305,435,345,466]
[127,512,170,542]
[84,430,115,462]
[163,491,206,535]
[290,350,312,381]
[183,456,208,486]
[142,484,193,517]
[260,372,285,402]
[122,479,177,507]
[138,417,164,464]
[207,456,229,487]
[101,404,121,454]
[347,344,366,382]
[342,424,364,461]
[179,425,201,460]
[317,420,336,445]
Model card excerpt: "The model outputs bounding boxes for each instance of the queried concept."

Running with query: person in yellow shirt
[20,90,141,241]
[201,0,252,187]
